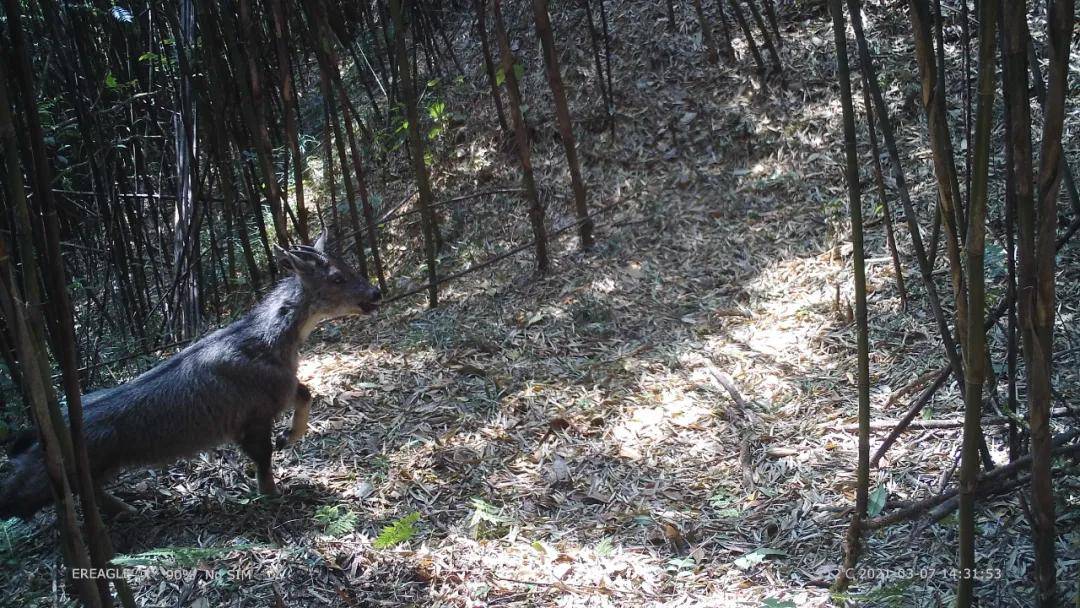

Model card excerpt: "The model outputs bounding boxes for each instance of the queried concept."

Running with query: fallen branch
[705,367,749,412]
[925,474,1029,523]
[924,459,1079,526]
[883,367,942,408]
[840,407,1075,432]
[870,173,1080,464]
[869,367,950,467]
[864,434,1079,530]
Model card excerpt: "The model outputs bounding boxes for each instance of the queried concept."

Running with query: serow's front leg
[276,383,313,450]
[240,422,277,495]
[95,486,136,518]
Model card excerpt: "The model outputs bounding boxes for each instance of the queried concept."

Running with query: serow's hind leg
[240,423,277,496]
[276,383,313,450]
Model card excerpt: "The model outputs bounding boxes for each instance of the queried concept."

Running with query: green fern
[469,498,511,527]
[314,505,359,538]
[0,518,33,569]
[468,498,513,539]
[373,512,420,549]
[110,544,261,567]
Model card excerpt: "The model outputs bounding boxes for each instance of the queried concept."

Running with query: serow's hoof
[258,478,278,497]
[274,432,289,451]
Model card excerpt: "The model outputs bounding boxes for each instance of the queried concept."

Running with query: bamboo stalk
[727,0,766,75]
[0,58,108,608]
[859,74,907,308]
[493,0,550,274]
[745,0,781,74]
[848,0,965,398]
[908,0,968,351]
[390,0,441,307]
[956,1,997,602]
[1028,0,1073,603]
[532,0,594,250]
[474,0,510,136]
[828,0,870,591]
[692,0,722,64]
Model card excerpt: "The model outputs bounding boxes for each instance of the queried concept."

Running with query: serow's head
[274,233,381,318]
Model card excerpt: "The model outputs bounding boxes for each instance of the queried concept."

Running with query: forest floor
[4,2,1080,607]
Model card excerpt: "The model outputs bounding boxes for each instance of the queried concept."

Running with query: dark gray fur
[0,235,379,520]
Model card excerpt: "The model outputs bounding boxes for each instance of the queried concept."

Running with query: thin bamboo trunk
[1029,1,1072,603]
[0,59,108,608]
[746,0,781,74]
[2,6,136,604]
[849,0,965,395]
[761,0,782,47]
[270,0,310,243]
[493,0,550,274]
[956,0,997,603]
[828,0,870,591]
[727,0,766,75]
[597,0,614,123]
[172,0,199,339]
[322,70,370,277]
[390,0,441,306]
[582,0,615,119]
[996,0,1020,460]
[338,91,387,291]
[692,0,722,64]
[908,0,968,346]
[532,0,594,250]
[860,77,908,308]
[234,0,289,247]
[475,0,510,135]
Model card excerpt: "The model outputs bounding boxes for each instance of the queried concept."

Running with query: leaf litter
[4,2,1080,607]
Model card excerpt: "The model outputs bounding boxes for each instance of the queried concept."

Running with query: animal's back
[82,320,296,472]
[0,236,379,520]
[0,316,296,519]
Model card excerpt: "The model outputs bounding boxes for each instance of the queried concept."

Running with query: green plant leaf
[428,100,446,119]
[868,484,888,518]
[373,512,421,549]
[666,556,695,572]
[732,547,787,570]
[985,241,1006,281]
[314,505,359,538]
[110,6,133,23]
[469,498,512,527]
[111,544,262,567]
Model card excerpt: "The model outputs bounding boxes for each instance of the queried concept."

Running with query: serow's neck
[250,276,325,359]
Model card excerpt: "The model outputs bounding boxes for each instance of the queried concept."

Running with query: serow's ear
[274,245,316,276]
[313,231,329,254]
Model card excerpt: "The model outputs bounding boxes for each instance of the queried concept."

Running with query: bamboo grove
[830,0,1075,605]
[0,1,786,606]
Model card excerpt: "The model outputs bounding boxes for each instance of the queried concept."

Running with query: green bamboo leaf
[868,484,888,517]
